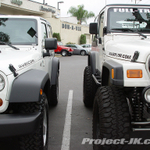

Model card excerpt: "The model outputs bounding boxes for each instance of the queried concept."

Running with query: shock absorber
[132,88,143,122]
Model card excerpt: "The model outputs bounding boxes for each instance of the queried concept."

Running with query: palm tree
[68,5,95,24]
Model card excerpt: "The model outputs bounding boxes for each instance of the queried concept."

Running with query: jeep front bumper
[0,112,41,137]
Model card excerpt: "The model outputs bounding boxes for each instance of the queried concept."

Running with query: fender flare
[102,60,123,86]
[88,51,97,75]
[9,69,49,103]
[51,57,60,86]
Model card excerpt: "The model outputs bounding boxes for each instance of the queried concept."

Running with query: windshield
[57,42,63,46]
[76,45,84,49]
[108,7,150,33]
[0,18,37,45]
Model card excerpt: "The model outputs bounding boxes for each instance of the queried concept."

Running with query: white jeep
[83,4,150,149]
[0,15,60,150]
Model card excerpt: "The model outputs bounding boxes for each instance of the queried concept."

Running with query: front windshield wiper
[111,28,147,38]
[0,41,19,50]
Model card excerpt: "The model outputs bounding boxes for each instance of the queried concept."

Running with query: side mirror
[45,38,57,50]
[103,26,107,35]
[89,23,98,34]
[99,37,102,44]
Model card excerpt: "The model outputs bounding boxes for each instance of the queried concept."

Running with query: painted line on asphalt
[61,90,73,150]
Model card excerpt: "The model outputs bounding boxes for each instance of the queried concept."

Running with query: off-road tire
[93,86,130,150]
[83,66,97,107]
[19,93,49,150]
[49,73,59,106]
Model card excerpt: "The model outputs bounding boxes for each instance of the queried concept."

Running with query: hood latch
[9,64,18,77]
[131,51,139,62]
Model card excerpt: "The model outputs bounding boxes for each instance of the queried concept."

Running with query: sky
[37,0,150,24]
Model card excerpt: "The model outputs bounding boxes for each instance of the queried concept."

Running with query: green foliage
[53,33,61,41]
[80,34,86,44]
[68,5,95,24]
[66,42,75,44]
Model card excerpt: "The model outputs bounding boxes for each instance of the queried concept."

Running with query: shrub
[53,33,61,41]
[80,34,86,44]
[66,42,75,44]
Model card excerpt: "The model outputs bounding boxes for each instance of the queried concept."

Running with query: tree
[53,33,61,41]
[68,5,95,24]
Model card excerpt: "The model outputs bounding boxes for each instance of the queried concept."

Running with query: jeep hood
[0,48,40,75]
[106,36,150,63]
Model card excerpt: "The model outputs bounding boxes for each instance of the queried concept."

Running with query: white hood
[105,36,150,63]
[0,47,40,75]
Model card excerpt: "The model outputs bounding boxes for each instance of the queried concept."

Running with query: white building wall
[0,0,91,45]
[60,17,77,24]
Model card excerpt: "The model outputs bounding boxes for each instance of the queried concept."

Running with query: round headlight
[143,87,150,104]
[145,89,150,103]
[0,75,5,91]
[148,57,150,72]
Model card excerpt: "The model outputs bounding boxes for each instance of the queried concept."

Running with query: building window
[62,24,64,28]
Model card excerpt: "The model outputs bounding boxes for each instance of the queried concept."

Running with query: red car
[55,42,73,56]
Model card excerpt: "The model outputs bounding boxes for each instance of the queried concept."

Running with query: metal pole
[132,0,142,4]
[57,1,64,10]
[57,2,59,10]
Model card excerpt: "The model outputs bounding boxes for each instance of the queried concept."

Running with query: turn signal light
[0,98,3,106]
[111,69,114,79]
[40,89,43,95]
[127,70,142,78]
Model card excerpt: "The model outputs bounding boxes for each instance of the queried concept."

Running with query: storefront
[0,0,91,44]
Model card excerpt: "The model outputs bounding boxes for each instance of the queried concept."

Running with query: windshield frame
[0,18,38,45]
[107,7,150,34]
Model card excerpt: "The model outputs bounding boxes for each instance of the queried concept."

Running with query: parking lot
[1,55,150,150]
[48,55,92,150]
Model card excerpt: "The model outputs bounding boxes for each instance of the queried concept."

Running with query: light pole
[57,1,64,10]
[131,0,142,4]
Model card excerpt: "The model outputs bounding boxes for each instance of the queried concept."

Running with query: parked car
[80,44,91,52]
[65,44,88,56]
[55,42,73,56]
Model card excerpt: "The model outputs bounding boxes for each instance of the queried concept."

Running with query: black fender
[51,57,60,86]
[9,69,49,103]
[102,60,123,86]
[88,51,98,75]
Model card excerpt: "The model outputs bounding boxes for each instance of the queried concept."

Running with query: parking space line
[61,90,73,150]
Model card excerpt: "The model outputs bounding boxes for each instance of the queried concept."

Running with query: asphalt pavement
[1,55,150,150]
[48,55,92,150]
